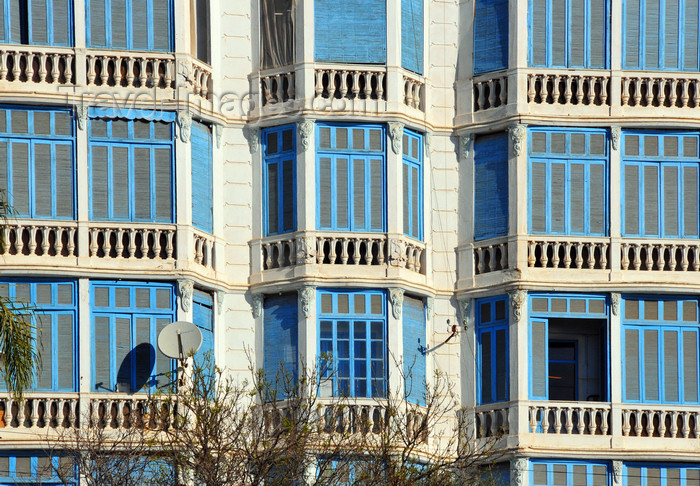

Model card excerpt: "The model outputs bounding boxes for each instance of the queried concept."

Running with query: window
[529,0,608,68]
[263,293,298,389]
[191,0,210,64]
[623,0,700,71]
[263,125,296,236]
[622,132,699,238]
[473,0,509,74]
[319,290,386,398]
[0,107,74,220]
[622,297,699,404]
[625,464,700,485]
[89,115,174,223]
[402,295,426,404]
[529,128,608,236]
[317,124,385,232]
[91,281,175,393]
[192,289,214,362]
[0,281,76,392]
[477,296,509,404]
[0,453,76,485]
[191,120,213,233]
[260,0,294,69]
[0,0,72,46]
[529,294,608,401]
[402,0,424,74]
[87,0,172,51]
[314,0,386,64]
[474,132,508,241]
[531,461,609,486]
[402,129,423,240]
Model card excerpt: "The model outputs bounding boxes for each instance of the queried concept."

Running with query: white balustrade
[193,231,215,269]
[403,73,425,110]
[261,69,295,105]
[89,396,175,430]
[528,238,609,270]
[86,51,175,89]
[88,225,174,261]
[473,72,508,111]
[528,403,611,435]
[621,75,700,108]
[0,221,77,257]
[262,237,297,270]
[475,405,509,438]
[473,239,508,274]
[0,46,75,85]
[527,72,610,106]
[315,66,386,101]
[622,407,700,438]
[315,234,388,266]
[189,58,213,100]
[621,241,700,271]
[0,394,79,429]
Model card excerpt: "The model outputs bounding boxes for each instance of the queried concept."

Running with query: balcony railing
[88,222,175,261]
[473,237,509,275]
[527,236,610,270]
[475,403,509,438]
[1,220,78,258]
[0,393,80,430]
[621,239,700,272]
[314,65,387,102]
[622,405,700,439]
[473,71,508,112]
[0,45,75,85]
[526,69,611,107]
[528,401,611,436]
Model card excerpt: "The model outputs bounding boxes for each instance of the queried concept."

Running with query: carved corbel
[508,289,526,322]
[611,293,621,316]
[459,134,472,161]
[388,122,404,155]
[177,112,192,143]
[299,287,316,318]
[298,120,314,152]
[458,298,472,328]
[388,238,407,267]
[611,125,621,151]
[425,133,432,156]
[426,297,434,320]
[389,288,404,319]
[612,461,623,485]
[509,124,526,156]
[511,458,527,486]
[243,125,260,154]
[251,293,263,318]
[177,279,194,312]
[216,290,225,315]
[214,124,223,149]
[76,105,88,131]
[295,236,316,264]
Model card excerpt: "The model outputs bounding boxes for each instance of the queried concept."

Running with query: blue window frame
[623,0,700,71]
[263,293,298,394]
[402,294,426,404]
[90,281,175,393]
[474,132,509,241]
[0,106,75,220]
[529,128,608,236]
[474,0,509,75]
[530,460,609,486]
[529,0,609,68]
[192,289,214,362]
[401,0,424,74]
[263,125,296,236]
[317,124,385,232]
[88,115,175,223]
[318,290,387,398]
[622,296,700,404]
[0,453,76,485]
[622,131,700,238]
[0,0,73,46]
[624,463,700,485]
[86,0,172,51]
[191,120,213,234]
[0,280,77,392]
[477,296,509,405]
[402,128,423,240]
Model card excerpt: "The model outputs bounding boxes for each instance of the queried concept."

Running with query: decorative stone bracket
[177,112,192,143]
[177,279,194,312]
[251,293,263,318]
[298,120,314,152]
[388,122,404,155]
[389,288,404,319]
[244,125,260,154]
[509,124,526,156]
[508,289,526,322]
[299,286,316,318]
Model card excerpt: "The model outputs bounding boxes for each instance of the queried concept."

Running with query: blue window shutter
[191,120,213,233]
[88,0,107,46]
[52,0,71,45]
[401,0,424,74]
[474,0,509,74]
[402,296,425,405]
[30,0,48,44]
[262,125,296,236]
[314,0,387,64]
[474,132,508,240]
[263,293,299,388]
[94,316,112,391]
[645,0,661,69]
[531,319,548,399]
[57,313,74,390]
[193,290,214,361]
[684,0,699,71]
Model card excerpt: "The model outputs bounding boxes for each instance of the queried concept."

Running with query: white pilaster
[297,120,316,232]
[77,278,91,421]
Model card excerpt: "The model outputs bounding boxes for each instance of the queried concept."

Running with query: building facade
[0,0,698,484]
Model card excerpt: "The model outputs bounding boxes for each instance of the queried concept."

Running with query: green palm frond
[0,296,40,398]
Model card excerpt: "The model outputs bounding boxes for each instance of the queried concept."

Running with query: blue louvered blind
[529,0,609,68]
[531,461,609,486]
[401,0,424,74]
[0,281,76,392]
[87,0,172,51]
[624,0,700,70]
[0,0,72,46]
[477,296,509,404]
[402,128,423,240]
[529,128,608,236]
[0,107,75,220]
[89,117,174,223]
[263,125,296,236]
[530,319,548,400]
[402,295,425,405]
[622,132,700,238]
[474,132,508,240]
[0,454,76,484]
[191,120,213,234]
[263,293,298,389]
[314,0,387,64]
[623,297,700,404]
[193,289,214,361]
[319,290,387,398]
[317,124,385,232]
[474,0,509,74]
[624,464,700,485]
[91,282,175,393]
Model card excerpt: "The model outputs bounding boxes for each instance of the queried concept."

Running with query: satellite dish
[158,321,203,361]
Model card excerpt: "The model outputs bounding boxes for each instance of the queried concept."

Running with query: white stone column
[459,298,476,419]
[75,107,90,267]
[455,0,474,123]
[77,278,91,424]
[297,120,316,232]
[173,0,191,54]
[509,289,528,435]
[249,129,263,277]
[252,293,264,373]
[388,289,405,397]
[509,125,528,271]
[298,287,316,384]
[386,123,404,266]
[610,127,622,277]
[609,292,623,438]
[609,0,623,115]
[457,134,474,286]
[422,134,433,279]
[175,113,194,266]
[298,0,315,110]
[211,123,225,274]
[512,0,529,113]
